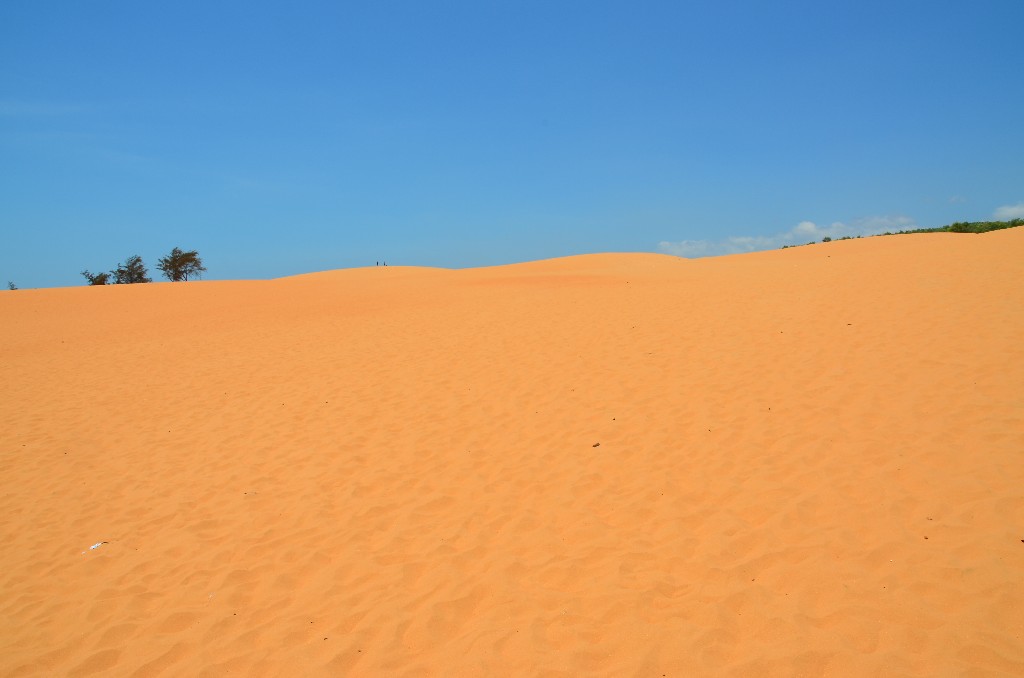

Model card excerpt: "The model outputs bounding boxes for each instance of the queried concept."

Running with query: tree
[156,247,206,282]
[7,281,16,290]
[110,255,151,284]
[81,270,110,285]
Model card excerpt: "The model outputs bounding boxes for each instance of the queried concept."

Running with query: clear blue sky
[2,0,1023,288]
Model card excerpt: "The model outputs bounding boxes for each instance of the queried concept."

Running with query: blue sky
[2,0,1023,288]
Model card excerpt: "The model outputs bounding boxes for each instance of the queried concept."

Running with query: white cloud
[658,215,916,258]
[793,220,818,236]
[655,239,714,257]
[993,203,1024,220]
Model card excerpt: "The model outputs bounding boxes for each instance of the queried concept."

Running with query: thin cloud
[0,100,92,116]
[658,216,916,258]
[993,203,1024,220]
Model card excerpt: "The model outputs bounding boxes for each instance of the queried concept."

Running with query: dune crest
[2,230,1023,676]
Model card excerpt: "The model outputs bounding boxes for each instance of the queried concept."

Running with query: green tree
[81,270,110,285]
[156,247,206,281]
[111,255,151,284]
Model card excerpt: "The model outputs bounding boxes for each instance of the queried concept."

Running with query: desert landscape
[2,228,1022,676]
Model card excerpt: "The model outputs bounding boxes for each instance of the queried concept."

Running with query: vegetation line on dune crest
[782,218,1024,249]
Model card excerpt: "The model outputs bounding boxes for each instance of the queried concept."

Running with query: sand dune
[2,230,1023,676]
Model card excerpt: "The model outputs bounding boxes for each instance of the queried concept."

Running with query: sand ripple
[2,232,1023,675]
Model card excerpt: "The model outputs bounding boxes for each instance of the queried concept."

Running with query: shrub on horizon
[156,247,206,282]
[110,255,151,284]
[81,270,110,285]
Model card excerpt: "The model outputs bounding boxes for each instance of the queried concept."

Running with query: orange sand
[2,230,1023,676]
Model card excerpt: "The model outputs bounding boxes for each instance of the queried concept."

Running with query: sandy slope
[2,230,1022,677]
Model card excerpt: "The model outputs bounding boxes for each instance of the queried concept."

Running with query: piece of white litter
[81,541,108,554]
